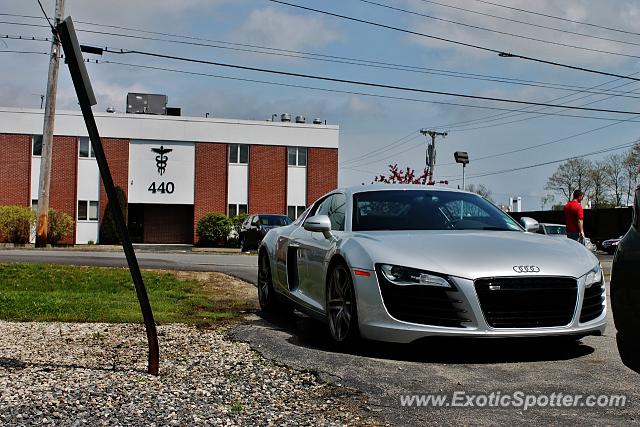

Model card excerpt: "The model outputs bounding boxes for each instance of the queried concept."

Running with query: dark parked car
[611,185,640,373]
[603,236,623,255]
[239,214,292,251]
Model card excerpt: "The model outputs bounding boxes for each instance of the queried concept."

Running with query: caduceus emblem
[151,146,173,175]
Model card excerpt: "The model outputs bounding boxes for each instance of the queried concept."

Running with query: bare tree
[623,144,640,205]
[541,194,555,210]
[588,160,612,208]
[466,183,493,202]
[603,153,626,207]
[545,158,593,201]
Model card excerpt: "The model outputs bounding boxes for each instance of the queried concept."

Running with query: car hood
[350,230,597,280]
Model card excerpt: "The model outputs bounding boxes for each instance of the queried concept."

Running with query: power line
[446,78,640,132]
[0,49,47,55]
[34,0,53,31]
[101,46,640,115]
[414,0,640,48]
[450,140,639,182]
[96,60,640,122]
[266,0,640,82]
[429,69,640,131]
[469,0,640,37]
[92,60,640,171]
[5,18,639,98]
[340,134,421,165]
[357,0,640,60]
[443,116,640,167]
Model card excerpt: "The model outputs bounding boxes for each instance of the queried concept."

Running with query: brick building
[0,108,339,244]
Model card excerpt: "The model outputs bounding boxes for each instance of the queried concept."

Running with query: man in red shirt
[564,189,585,243]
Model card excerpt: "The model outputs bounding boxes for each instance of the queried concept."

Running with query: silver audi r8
[257,184,606,345]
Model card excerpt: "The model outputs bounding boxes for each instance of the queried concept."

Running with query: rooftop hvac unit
[295,115,306,123]
[126,93,168,115]
[281,113,291,122]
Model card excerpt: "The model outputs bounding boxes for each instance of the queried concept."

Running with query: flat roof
[0,107,339,149]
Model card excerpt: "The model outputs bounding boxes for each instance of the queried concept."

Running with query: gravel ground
[0,321,376,426]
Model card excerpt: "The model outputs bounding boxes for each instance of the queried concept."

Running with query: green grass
[0,263,249,324]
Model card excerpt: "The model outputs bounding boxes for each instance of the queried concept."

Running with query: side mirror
[303,214,333,239]
[519,217,540,233]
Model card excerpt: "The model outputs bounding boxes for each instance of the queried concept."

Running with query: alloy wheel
[327,264,354,342]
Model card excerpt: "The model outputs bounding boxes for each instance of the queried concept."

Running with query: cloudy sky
[2,0,640,209]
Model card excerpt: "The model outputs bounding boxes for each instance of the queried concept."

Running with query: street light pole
[454,151,470,190]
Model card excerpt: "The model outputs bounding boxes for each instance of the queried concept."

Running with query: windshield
[352,190,522,232]
[259,215,292,226]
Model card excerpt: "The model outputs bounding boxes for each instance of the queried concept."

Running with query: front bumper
[353,271,607,343]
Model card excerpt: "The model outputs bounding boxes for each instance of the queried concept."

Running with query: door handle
[289,243,301,248]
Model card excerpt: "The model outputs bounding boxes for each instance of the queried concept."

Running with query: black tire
[326,262,360,348]
[257,251,278,312]
[617,333,640,373]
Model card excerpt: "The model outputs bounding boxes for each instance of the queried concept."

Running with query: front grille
[377,272,471,328]
[580,281,605,323]
[474,277,578,328]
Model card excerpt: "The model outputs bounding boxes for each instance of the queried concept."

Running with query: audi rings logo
[513,265,541,273]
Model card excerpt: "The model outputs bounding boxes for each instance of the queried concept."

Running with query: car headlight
[584,265,603,288]
[378,264,454,289]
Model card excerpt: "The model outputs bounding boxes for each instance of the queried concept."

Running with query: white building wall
[30,156,40,202]
[0,108,339,149]
[128,140,195,205]
[287,166,306,207]
[228,164,248,207]
[76,155,101,244]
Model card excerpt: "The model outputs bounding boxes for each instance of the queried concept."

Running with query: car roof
[335,183,475,198]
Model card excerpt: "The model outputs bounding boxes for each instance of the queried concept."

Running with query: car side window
[252,216,260,226]
[329,193,346,231]
[313,195,334,217]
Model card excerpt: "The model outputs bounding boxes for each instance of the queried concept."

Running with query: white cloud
[231,7,342,52]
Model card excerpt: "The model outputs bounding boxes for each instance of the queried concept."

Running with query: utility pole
[35,0,65,247]
[420,129,447,184]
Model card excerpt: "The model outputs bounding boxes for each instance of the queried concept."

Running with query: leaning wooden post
[56,16,159,375]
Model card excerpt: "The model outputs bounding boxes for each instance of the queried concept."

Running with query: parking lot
[230,253,639,426]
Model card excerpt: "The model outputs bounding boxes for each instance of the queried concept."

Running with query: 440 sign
[128,140,195,205]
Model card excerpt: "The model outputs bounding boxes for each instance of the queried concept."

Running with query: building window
[287,147,307,166]
[32,135,42,156]
[79,137,95,158]
[228,203,248,217]
[229,144,249,164]
[78,200,99,221]
[287,205,306,220]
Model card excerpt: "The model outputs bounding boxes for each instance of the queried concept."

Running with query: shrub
[196,213,232,247]
[47,208,74,245]
[230,213,249,236]
[100,187,127,244]
[0,205,36,244]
